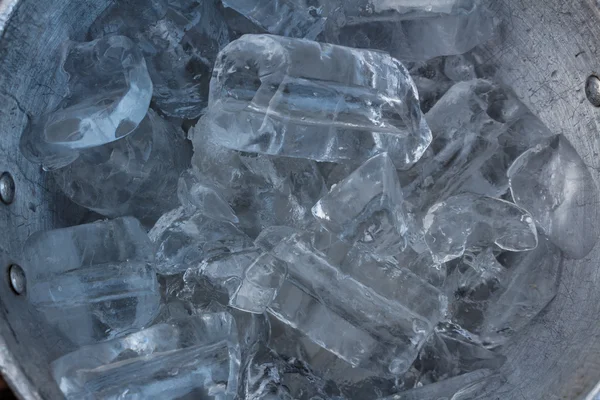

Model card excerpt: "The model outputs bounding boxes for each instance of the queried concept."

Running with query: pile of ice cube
[16,0,599,399]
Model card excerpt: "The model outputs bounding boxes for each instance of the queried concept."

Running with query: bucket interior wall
[1,0,600,399]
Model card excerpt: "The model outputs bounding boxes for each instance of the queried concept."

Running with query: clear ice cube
[238,152,327,232]
[89,0,230,118]
[340,248,447,324]
[191,124,326,237]
[150,206,253,275]
[415,330,506,386]
[178,169,239,224]
[508,135,600,259]
[243,343,343,400]
[28,260,159,334]
[21,217,159,345]
[222,0,327,39]
[20,36,153,170]
[254,226,299,252]
[423,194,538,263]
[395,247,447,288]
[403,80,528,213]
[193,249,286,314]
[52,109,188,226]
[268,316,399,399]
[268,235,442,375]
[383,369,494,400]
[51,313,241,400]
[312,153,408,256]
[481,236,562,343]
[445,248,507,299]
[327,0,497,61]
[407,57,454,113]
[204,34,431,169]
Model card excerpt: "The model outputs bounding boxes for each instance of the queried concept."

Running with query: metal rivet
[586,75,600,107]
[8,264,25,295]
[0,172,15,205]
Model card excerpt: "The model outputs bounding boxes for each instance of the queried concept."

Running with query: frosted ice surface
[423,194,538,263]
[51,314,240,400]
[508,135,600,259]
[20,36,152,170]
[205,34,431,169]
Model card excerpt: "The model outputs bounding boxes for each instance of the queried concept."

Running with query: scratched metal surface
[1,0,600,399]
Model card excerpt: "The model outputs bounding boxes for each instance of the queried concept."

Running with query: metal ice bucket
[2,0,600,399]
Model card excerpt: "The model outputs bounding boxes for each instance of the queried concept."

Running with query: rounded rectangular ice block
[21,217,159,346]
[20,36,153,170]
[51,314,241,400]
[204,34,432,169]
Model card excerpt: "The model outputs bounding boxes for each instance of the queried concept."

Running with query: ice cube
[243,343,344,400]
[52,109,188,227]
[21,217,159,345]
[318,162,358,190]
[89,0,230,118]
[28,260,159,336]
[204,34,431,169]
[178,169,239,224]
[445,248,507,298]
[150,206,253,275]
[407,57,453,113]
[508,135,600,259]
[415,330,506,386]
[268,316,399,399]
[340,248,448,324]
[22,217,153,276]
[238,152,327,232]
[403,80,528,212]
[193,249,286,314]
[254,226,299,252]
[268,235,442,375]
[445,253,509,335]
[395,247,447,288]
[191,124,326,237]
[481,236,562,343]
[312,153,408,256]
[51,313,240,400]
[327,0,497,61]
[382,369,495,400]
[20,36,152,170]
[423,194,538,263]
[222,0,327,39]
